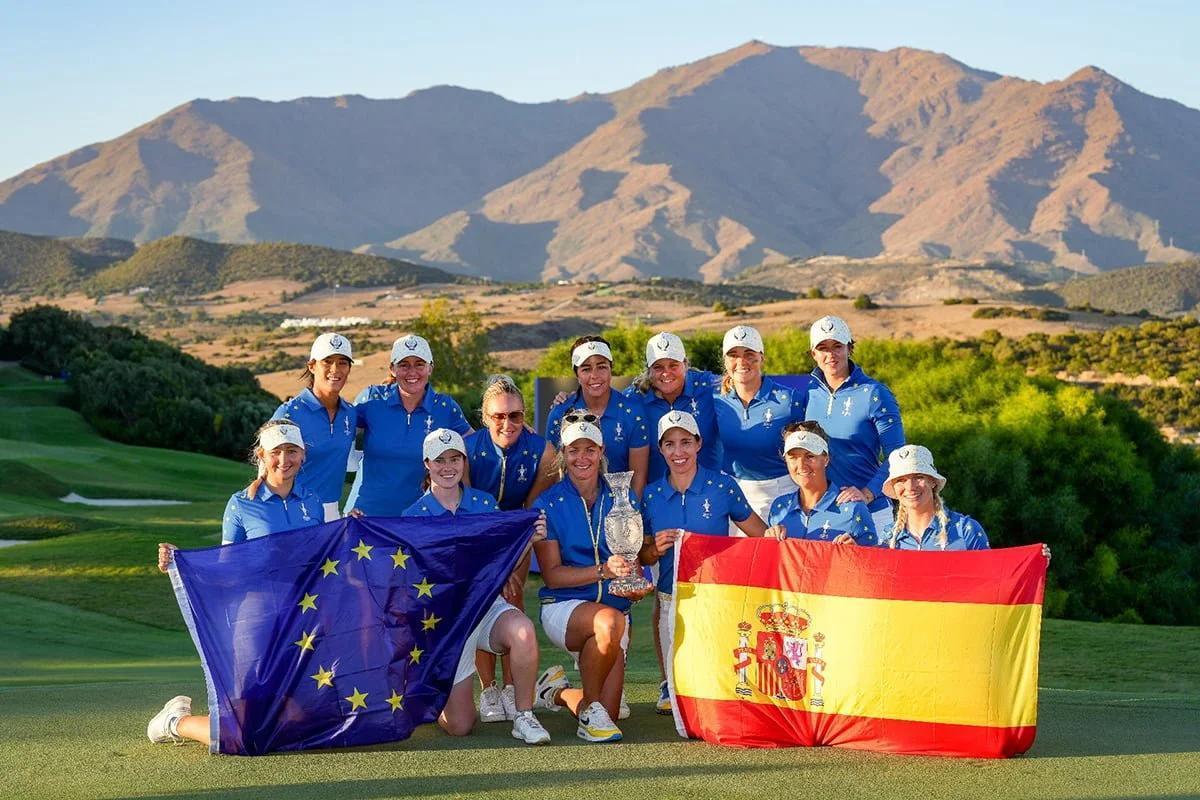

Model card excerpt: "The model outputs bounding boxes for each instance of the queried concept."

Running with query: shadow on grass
[1025,694,1200,758]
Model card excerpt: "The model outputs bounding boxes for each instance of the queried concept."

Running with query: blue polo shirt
[403,487,498,517]
[271,388,356,505]
[713,376,811,480]
[881,508,990,551]
[465,428,549,511]
[641,466,752,594]
[533,478,636,612]
[352,384,470,516]
[766,485,876,545]
[544,389,648,473]
[626,368,724,483]
[221,481,323,544]
[805,363,904,513]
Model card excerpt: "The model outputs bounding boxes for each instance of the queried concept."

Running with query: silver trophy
[604,470,652,597]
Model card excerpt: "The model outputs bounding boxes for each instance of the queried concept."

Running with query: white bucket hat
[810,315,853,349]
[571,340,613,368]
[646,332,687,367]
[561,420,604,447]
[657,410,701,443]
[391,334,433,365]
[310,332,354,362]
[882,445,947,499]
[723,325,764,354]
[783,429,828,456]
[259,423,305,452]
[423,428,466,461]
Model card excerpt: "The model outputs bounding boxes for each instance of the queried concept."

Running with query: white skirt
[730,474,796,536]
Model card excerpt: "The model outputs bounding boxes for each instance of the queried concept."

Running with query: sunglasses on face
[563,411,599,425]
[488,410,525,424]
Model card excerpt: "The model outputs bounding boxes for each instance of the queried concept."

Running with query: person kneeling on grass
[402,428,552,745]
[531,419,651,743]
[147,420,323,747]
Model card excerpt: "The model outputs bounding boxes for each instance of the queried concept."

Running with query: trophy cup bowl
[603,471,653,598]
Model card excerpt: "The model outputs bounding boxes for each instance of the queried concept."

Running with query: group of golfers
[150,316,1008,750]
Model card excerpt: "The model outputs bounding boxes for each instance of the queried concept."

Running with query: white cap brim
[572,341,613,368]
[260,424,305,451]
[561,420,604,447]
[423,428,466,462]
[657,411,701,442]
[784,430,828,456]
[391,335,433,364]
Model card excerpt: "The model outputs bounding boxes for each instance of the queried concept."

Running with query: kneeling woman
[148,420,324,747]
[764,422,877,545]
[639,410,771,713]
[879,445,989,550]
[404,428,552,745]
[532,420,641,743]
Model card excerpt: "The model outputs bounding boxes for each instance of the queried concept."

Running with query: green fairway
[1,365,1197,800]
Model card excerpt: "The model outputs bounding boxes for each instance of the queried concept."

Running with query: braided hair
[888,484,950,550]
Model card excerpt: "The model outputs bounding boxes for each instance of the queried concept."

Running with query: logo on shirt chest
[300,502,312,522]
[820,520,831,539]
[517,464,529,483]
[344,416,352,437]
[841,397,853,416]
[762,408,775,428]
[425,416,434,433]
[613,422,624,442]
[690,398,699,415]
[702,499,713,519]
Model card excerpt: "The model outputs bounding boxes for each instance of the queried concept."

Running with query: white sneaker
[511,710,551,745]
[147,695,191,744]
[577,701,622,743]
[479,684,506,723]
[500,683,518,721]
[618,691,630,720]
[534,665,569,712]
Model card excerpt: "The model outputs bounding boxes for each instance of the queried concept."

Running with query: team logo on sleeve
[734,605,827,707]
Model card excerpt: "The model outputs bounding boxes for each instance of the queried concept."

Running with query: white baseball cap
[783,429,828,456]
[882,445,947,499]
[259,423,305,452]
[810,315,853,348]
[561,420,604,447]
[571,340,613,368]
[423,428,466,461]
[657,410,701,443]
[310,332,354,362]
[646,332,687,367]
[391,334,433,365]
[723,325,764,354]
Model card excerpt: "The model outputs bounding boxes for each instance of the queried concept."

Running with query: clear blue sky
[3,0,1197,180]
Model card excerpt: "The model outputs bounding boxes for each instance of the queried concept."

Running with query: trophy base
[609,575,653,598]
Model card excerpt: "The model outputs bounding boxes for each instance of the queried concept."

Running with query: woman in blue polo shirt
[531,420,642,744]
[148,420,323,748]
[626,332,723,484]
[878,445,989,551]
[713,325,810,528]
[638,410,772,715]
[544,335,649,497]
[349,334,471,516]
[403,429,553,746]
[805,315,905,534]
[464,374,557,724]
[271,332,357,517]
[764,421,876,545]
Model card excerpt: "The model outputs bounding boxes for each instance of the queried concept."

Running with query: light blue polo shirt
[881,508,990,551]
[351,383,470,516]
[532,478,636,613]
[403,486,498,517]
[627,368,724,483]
[465,428,549,511]
[271,388,356,506]
[544,388,649,474]
[766,485,877,545]
[221,481,323,544]
[805,363,904,513]
[713,376,811,480]
[641,466,752,594]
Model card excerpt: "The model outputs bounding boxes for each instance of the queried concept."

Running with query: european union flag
[168,511,536,755]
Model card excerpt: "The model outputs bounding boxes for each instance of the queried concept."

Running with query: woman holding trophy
[531,417,651,743]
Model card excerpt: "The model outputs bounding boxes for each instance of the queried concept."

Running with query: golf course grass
[1,364,1196,799]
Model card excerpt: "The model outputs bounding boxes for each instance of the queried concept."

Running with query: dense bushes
[1,306,278,459]
[535,322,1200,625]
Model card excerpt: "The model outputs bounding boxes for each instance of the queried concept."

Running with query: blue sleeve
[354,391,372,430]
[531,494,560,542]
[766,495,787,526]
[851,502,877,546]
[961,516,991,550]
[221,495,245,545]
[447,398,471,435]
[544,405,563,446]
[867,383,905,499]
[628,400,649,448]
[727,479,753,523]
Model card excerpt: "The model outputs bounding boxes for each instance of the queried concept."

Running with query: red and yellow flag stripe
[671,536,1047,757]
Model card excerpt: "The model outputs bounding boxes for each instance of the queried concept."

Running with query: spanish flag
[670,535,1047,758]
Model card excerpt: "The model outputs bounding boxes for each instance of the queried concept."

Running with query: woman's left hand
[832,533,856,545]
[605,554,634,578]
[501,572,524,604]
[763,524,788,540]
[531,512,547,544]
[1041,544,1052,562]
[836,486,873,505]
[347,508,365,518]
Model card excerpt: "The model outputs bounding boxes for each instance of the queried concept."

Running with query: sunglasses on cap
[563,411,599,424]
[487,410,525,424]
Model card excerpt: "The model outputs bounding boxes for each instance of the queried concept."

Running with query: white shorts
[539,599,630,658]
[454,597,520,685]
[731,474,796,536]
[656,591,675,689]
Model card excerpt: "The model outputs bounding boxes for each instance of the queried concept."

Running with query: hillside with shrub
[1053,259,1200,315]
[0,230,134,293]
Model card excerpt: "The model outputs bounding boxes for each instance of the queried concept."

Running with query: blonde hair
[888,485,950,550]
[480,373,524,416]
[245,419,303,496]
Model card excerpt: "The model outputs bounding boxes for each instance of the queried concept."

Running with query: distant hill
[0,230,134,292]
[1053,260,1200,315]
[86,236,459,295]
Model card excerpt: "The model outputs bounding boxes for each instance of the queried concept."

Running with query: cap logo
[734,328,748,340]
[330,334,343,348]
[587,343,597,351]
[821,320,835,332]
[404,338,418,350]
[899,447,914,459]
[438,430,452,444]
[668,411,683,423]
[656,338,669,351]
